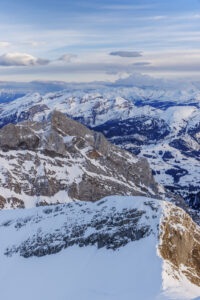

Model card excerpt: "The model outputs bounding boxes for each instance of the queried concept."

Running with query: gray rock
[0,110,162,207]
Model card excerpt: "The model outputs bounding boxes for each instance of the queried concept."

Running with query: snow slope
[0,196,199,300]
[1,241,164,300]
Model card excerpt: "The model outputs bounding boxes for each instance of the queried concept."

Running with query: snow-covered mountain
[0,88,199,209]
[0,110,164,209]
[0,84,200,300]
[0,89,25,103]
[1,196,200,300]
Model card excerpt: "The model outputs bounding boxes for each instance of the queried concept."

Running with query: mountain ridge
[0,110,163,209]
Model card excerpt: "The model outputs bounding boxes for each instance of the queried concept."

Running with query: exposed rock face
[159,202,200,287]
[0,123,40,150]
[0,196,6,209]
[0,111,161,208]
[5,201,150,257]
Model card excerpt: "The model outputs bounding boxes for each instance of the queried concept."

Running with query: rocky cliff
[0,111,161,209]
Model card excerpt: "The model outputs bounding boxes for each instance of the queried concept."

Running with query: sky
[0,0,200,82]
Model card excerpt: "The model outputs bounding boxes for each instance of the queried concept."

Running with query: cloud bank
[0,53,50,67]
[109,51,142,58]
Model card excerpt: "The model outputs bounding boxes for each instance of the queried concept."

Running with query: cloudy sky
[1,0,200,82]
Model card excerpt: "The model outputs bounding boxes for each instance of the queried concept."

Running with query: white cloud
[27,42,47,47]
[0,53,50,66]
[0,42,11,47]
[58,54,77,62]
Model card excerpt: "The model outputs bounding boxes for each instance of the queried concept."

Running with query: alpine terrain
[0,86,199,209]
[0,196,200,300]
[1,0,200,298]
[0,86,199,300]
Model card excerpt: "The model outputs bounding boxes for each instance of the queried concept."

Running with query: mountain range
[0,87,199,210]
[0,83,200,299]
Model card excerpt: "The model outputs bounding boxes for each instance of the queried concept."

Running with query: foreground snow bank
[0,196,199,300]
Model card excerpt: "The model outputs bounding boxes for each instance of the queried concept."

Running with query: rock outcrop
[159,202,200,287]
[0,111,161,208]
